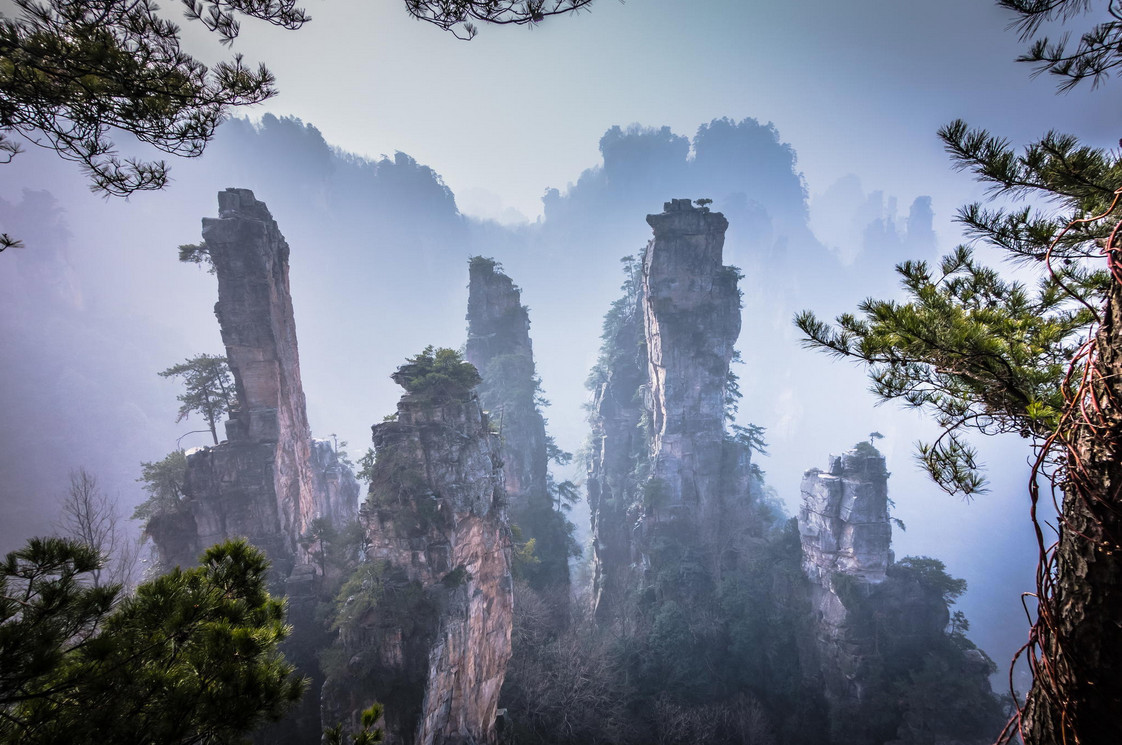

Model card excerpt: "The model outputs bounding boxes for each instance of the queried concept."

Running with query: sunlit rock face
[324,391,512,745]
[799,445,893,585]
[151,189,357,575]
[643,198,741,521]
[465,257,569,593]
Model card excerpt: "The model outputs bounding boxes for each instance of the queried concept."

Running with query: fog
[1,0,1105,701]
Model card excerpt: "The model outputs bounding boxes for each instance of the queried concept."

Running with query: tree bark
[1023,282,1122,744]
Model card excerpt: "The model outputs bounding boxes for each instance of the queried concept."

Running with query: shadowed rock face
[588,199,756,619]
[465,257,570,594]
[151,189,357,575]
[324,391,512,745]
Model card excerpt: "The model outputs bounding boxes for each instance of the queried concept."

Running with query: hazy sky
[190,0,1116,224]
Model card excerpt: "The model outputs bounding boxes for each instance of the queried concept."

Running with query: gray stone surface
[326,392,512,745]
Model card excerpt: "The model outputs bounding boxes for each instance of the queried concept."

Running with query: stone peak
[217,188,274,222]
[828,443,888,478]
[646,198,728,234]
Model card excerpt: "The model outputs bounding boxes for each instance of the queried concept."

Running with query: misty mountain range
[0,113,1034,691]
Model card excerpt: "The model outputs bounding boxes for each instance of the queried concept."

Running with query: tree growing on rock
[391,346,481,403]
[159,354,237,445]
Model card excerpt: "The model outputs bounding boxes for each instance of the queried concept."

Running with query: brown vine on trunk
[1005,208,1122,745]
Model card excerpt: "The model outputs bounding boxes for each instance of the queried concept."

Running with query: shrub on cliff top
[391,346,481,403]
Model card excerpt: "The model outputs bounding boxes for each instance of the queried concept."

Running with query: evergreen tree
[1000,0,1122,90]
[0,537,305,744]
[796,119,1122,745]
[391,346,481,403]
[159,353,237,445]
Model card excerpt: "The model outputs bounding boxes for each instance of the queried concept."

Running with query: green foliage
[728,423,768,456]
[797,119,1122,497]
[890,556,967,605]
[0,537,118,713]
[300,516,365,584]
[330,561,431,638]
[510,530,542,580]
[158,353,237,445]
[0,0,302,198]
[391,346,481,402]
[133,449,187,522]
[177,242,214,273]
[468,254,500,273]
[441,564,471,588]
[587,254,645,390]
[1000,0,1122,90]
[1,537,304,744]
[832,555,1004,744]
[324,702,385,745]
[406,0,594,40]
[356,447,377,485]
[797,243,1102,495]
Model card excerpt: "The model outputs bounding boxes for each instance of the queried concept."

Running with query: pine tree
[797,120,1122,744]
[0,537,305,744]
[159,354,237,445]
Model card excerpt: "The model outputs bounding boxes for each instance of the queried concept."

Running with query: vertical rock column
[201,188,320,556]
[325,386,513,745]
[153,189,357,575]
[643,198,741,519]
[465,257,570,593]
[797,444,893,718]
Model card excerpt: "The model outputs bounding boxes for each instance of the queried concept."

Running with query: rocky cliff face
[797,444,1000,744]
[325,386,512,745]
[465,257,570,593]
[151,189,357,574]
[143,189,359,744]
[800,445,893,586]
[798,444,893,717]
[643,199,742,520]
[587,200,759,620]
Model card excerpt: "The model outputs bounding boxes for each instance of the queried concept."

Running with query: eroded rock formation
[800,444,893,586]
[644,198,742,518]
[798,443,1000,744]
[465,256,571,593]
[798,443,893,719]
[150,189,357,575]
[587,199,759,620]
[324,382,512,745]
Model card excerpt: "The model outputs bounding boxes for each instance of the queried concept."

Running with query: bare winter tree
[56,468,139,589]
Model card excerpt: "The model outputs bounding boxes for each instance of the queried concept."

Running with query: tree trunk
[1022,282,1122,744]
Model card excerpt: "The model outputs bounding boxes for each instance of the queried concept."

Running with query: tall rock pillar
[324,370,513,745]
[588,199,754,620]
[797,443,893,736]
[150,188,357,574]
[465,256,571,594]
[643,198,741,520]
